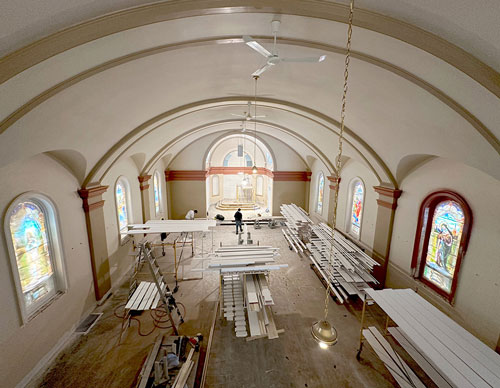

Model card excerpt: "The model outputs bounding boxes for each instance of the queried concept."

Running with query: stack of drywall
[222,274,247,337]
[245,274,279,339]
[308,222,379,303]
[280,204,312,253]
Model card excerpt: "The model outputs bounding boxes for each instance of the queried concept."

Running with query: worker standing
[185,209,198,220]
[234,208,243,234]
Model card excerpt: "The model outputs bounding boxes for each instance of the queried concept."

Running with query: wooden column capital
[138,175,152,191]
[373,186,402,210]
[327,176,341,190]
[78,185,108,212]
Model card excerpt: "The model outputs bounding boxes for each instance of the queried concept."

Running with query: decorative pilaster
[138,175,152,222]
[326,176,341,225]
[78,185,111,301]
[372,185,403,285]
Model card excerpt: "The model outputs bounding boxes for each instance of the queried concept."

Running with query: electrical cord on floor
[113,301,187,342]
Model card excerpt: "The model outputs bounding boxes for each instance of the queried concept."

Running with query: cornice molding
[208,167,274,178]
[273,171,311,181]
[165,170,207,181]
[77,185,109,199]
[373,186,403,199]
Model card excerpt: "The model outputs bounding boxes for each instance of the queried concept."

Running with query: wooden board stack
[308,222,379,303]
[207,245,286,340]
[280,204,312,253]
[280,204,379,304]
[222,273,247,338]
[245,273,280,340]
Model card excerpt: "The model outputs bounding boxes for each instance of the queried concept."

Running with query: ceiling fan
[243,20,326,77]
[231,101,266,123]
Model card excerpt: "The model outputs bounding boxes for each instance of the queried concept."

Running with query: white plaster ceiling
[0,2,498,190]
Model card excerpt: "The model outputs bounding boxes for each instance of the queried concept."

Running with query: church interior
[1,1,499,387]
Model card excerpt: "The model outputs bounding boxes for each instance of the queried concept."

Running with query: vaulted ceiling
[1,1,499,189]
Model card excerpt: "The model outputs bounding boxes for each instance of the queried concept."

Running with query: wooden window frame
[411,190,472,303]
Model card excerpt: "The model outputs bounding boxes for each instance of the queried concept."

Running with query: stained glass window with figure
[350,180,364,237]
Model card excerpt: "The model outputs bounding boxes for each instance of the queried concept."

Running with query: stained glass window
[153,172,160,215]
[9,201,55,309]
[422,200,465,294]
[316,173,324,214]
[350,180,364,237]
[116,179,129,236]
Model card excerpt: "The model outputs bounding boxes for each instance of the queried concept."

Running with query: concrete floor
[29,226,433,388]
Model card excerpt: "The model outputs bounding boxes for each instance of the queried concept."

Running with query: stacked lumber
[280,204,379,304]
[245,273,280,340]
[308,222,379,303]
[222,273,247,337]
[207,245,286,340]
[205,245,287,273]
[280,204,312,253]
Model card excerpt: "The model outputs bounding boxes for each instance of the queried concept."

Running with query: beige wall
[388,157,500,347]
[168,180,207,219]
[101,157,142,287]
[0,154,95,387]
[273,181,307,216]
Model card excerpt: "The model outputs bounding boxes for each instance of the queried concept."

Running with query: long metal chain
[324,0,354,321]
[253,75,259,164]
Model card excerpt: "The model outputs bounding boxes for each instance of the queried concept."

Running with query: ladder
[141,242,185,335]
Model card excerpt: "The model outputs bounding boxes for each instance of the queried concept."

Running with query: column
[138,174,152,223]
[372,186,402,286]
[77,185,111,301]
[326,176,341,226]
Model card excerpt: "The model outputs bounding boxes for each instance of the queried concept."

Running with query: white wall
[389,157,500,347]
[336,159,379,249]
[0,154,95,387]
[101,157,142,286]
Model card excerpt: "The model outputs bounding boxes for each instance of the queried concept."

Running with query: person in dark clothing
[234,208,243,234]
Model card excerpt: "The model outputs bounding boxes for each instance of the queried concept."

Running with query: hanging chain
[324,0,354,321]
[253,75,259,164]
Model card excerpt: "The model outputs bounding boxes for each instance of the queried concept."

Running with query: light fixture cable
[252,75,259,174]
[312,0,354,346]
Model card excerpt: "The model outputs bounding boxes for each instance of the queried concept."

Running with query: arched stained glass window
[349,179,364,238]
[411,191,472,302]
[5,193,66,321]
[316,172,324,214]
[115,177,132,239]
[153,171,161,215]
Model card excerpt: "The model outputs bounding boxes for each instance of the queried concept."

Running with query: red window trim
[411,190,472,303]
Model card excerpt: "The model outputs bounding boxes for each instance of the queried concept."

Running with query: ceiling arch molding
[139,120,337,179]
[1,0,498,100]
[82,99,392,187]
[1,37,496,159]
[200,131,282,171]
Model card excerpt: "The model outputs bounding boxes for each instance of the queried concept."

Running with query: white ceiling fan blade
[252,63,273,77]
[281,55,327,63]
[243,35,272,58]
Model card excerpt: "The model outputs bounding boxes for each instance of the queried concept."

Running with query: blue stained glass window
[316,173,324,214]
[9,201,55,308]
[154,173,160,214]
[116,180,129,233]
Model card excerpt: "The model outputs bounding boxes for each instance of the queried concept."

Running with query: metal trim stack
[280,204,379,304]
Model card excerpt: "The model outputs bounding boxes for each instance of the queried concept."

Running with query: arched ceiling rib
[0,5,498,193]
[1,0,498,96]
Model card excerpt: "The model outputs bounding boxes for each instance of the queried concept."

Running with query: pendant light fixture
[251,75,259,174]
[311,0,354,349]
